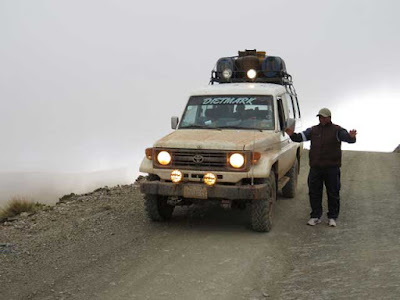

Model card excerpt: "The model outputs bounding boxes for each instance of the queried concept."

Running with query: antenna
[251,121,256,186]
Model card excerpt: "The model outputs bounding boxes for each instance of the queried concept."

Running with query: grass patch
[0,197,47,222]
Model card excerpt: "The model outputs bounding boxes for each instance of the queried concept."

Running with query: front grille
[173,150,226,170]
[154,149,249,171]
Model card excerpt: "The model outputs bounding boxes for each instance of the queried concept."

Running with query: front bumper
[140,181,268,201]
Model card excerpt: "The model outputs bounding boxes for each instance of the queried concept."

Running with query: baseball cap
[317,108,331,117]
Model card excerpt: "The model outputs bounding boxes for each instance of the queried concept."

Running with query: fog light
[171,170,182,183]
[247,69,257,79]
[203,173,217,186]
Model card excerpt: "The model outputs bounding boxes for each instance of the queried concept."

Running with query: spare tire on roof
[262,56,287,78]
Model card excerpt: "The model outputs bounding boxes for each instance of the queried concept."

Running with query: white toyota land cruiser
[139,49,302,232]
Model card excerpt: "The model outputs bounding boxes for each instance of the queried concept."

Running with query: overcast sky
[1,0,399,177]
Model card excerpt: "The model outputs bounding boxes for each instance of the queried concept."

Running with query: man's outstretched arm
[285,127,312,143]
[338,128,357,143]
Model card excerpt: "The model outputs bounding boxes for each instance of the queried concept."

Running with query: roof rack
[209,49,295,88]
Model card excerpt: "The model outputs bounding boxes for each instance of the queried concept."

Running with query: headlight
[229,153,245,168]
[170,170,182,183]
[247,69,257,79]
[157,151,172,165]
[222,68,232,79]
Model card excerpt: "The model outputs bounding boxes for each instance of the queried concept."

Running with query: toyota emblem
[193,154,204,163]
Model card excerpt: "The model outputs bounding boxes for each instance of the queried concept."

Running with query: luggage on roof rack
[210,49,293,86]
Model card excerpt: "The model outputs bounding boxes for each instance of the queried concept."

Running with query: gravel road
[1,150,399,300]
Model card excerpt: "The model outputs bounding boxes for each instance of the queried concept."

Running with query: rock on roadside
[0,182,147,299]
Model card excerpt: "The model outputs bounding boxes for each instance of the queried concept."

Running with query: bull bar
[140,181,268,200]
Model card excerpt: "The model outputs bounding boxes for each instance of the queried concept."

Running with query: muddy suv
[140,50,302,232]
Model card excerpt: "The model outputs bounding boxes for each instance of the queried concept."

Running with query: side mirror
[171,116,179,129]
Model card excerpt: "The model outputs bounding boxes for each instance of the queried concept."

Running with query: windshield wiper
[215,125,260,130]
[215,126,246,130]
[218,126,265,132]
[180,125,210,129]
[180,125,264,131]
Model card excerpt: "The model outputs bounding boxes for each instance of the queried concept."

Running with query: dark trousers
[308,167,341,219]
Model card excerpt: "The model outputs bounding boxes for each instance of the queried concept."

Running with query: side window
[284,94,295,119]
[294,96,301,118]
[289,94,299,118]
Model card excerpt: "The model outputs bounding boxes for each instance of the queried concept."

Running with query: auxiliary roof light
[157,151,172,166]
[222,69,232,80]
[170,170,183,183]
[203,173,217,186]
[247,69,257,80]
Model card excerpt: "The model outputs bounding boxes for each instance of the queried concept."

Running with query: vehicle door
[276,94,297,178]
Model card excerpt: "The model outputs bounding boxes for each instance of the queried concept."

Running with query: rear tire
[144,194,174,221]
[251,170,277,232]
[282,159,298,198]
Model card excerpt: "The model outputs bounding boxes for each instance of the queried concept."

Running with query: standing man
[285,108,357,227]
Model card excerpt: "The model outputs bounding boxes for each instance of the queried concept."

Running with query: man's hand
[349,129,357,138]
[285,128,294,136]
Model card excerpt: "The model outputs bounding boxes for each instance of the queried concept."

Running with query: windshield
[179,95,275,130]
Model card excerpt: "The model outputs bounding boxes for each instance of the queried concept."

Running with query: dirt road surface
[1,151,399,299]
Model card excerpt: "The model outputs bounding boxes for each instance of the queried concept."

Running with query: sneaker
[307,218,321,226]
[328,219,337,227]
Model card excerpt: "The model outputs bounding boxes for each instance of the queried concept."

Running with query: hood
[154,129,280,151]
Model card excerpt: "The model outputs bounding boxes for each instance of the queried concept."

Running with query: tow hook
[167,197,181,206]
[220,199,231,209]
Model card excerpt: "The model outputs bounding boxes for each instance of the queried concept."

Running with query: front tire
[282,158,298,198]
[144,194,174,221]
[251,171,277,232]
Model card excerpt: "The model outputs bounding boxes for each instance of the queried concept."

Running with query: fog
[1,0,399,206]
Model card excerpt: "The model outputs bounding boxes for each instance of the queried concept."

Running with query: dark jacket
[289,122,356,168]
